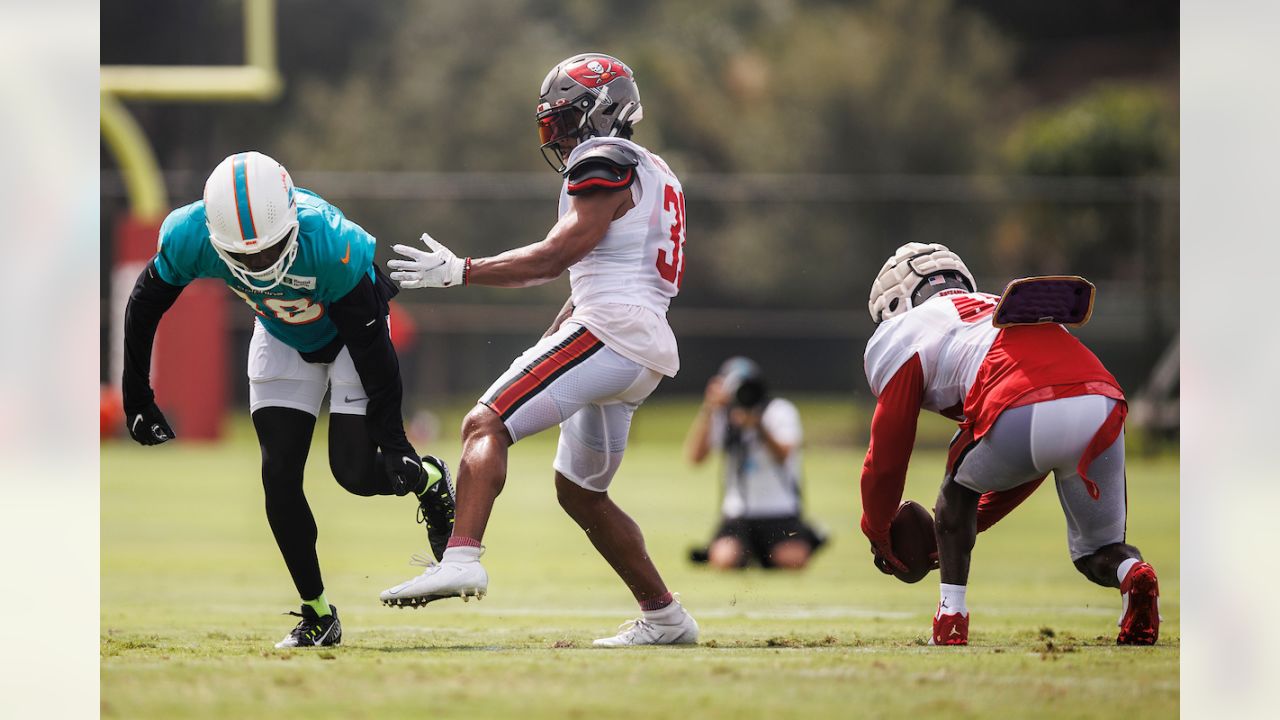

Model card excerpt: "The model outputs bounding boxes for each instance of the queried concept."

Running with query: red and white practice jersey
[865,290,1001,420]
[558,137,686,377]
[864,288,1122,437]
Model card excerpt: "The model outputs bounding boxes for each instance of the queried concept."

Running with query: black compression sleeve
[122,260,184,414]
[327,272,416,458]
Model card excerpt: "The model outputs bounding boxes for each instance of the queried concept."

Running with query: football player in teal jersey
[121,151,455,648]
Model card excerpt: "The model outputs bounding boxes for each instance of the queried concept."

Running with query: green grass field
[102,399,1178,719]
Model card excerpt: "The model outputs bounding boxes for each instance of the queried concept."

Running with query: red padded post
[113,215,227,441]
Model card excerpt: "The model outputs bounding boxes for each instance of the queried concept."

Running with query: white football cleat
[592,607,699,647]
[380,558,489,608]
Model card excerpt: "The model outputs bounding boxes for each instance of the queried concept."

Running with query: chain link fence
[101,170,1178,416]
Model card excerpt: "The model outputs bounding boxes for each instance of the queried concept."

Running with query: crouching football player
[121,151,455,648]
[859,242,1160,646]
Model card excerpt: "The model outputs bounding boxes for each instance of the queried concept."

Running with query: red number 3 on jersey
[656,184,686,288]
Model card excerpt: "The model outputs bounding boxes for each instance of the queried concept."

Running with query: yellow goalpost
[101,0,284,440]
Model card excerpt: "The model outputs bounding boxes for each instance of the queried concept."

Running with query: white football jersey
[558,137,686,376]
[863,290,1001,419]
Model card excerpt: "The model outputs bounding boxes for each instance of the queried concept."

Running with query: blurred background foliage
[1006,84,1178,176]
[102,0,1178,404]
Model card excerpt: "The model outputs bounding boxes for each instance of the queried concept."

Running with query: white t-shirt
[710,398,804,519]
[559,137,685,377]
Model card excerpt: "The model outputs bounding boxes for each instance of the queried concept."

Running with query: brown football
[889,500,938,584]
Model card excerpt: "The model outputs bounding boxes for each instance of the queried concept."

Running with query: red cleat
[1117,562,1160,646]
[931,607,969,646]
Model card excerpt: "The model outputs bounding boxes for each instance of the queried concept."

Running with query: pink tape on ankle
[447,536,482,548]
[639,592,674,612]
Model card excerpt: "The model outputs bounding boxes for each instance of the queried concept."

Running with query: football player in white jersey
[378,53,698,647]
[860,243,1161,646]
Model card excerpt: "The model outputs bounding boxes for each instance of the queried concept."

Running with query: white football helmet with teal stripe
[204,151,300,290]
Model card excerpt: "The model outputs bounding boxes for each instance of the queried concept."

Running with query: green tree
[263,0,1015,308]
[1005,84,1177,176]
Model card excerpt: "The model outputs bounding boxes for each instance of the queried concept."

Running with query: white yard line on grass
[363,604,1136,620]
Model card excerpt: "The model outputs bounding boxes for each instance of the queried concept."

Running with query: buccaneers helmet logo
[567,57,632,89]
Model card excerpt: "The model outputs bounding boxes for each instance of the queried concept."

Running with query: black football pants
[251,407,403,601]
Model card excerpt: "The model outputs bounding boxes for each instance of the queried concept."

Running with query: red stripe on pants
[488,330,602,416]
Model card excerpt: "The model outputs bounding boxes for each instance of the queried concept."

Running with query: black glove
[384,450,424,496]
[126,402,176,446]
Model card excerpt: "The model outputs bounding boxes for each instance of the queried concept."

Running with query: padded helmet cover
[868,243,975,323]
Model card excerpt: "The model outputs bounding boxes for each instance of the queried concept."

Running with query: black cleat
[275,604,342,648]
[417,455,456,560]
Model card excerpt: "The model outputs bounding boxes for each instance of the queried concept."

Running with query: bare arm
[468,190,632,288]
[685,376,728,464]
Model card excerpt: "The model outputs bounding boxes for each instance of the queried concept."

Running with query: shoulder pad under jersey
[566,143,639,195]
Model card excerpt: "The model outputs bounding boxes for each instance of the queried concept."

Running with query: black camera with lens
[728,376,767,409]
[720,357,768,410]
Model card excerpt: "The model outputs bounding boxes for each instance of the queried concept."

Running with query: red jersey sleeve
[860,353,924,546]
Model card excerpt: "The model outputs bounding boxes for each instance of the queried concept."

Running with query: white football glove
[388,233,467,289]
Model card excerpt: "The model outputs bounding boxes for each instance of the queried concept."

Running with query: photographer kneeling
[685,357,826,569]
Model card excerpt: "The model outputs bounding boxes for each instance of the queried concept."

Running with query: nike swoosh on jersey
[341,242,351,264]
[343,395,367,403]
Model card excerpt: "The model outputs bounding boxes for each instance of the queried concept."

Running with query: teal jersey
[153,188,377,353]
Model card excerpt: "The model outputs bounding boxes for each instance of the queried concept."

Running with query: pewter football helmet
[536,53,643,173]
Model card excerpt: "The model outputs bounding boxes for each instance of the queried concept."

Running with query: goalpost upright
[101,0,283,439]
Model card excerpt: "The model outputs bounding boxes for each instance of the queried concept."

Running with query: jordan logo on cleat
[949,626,962,637]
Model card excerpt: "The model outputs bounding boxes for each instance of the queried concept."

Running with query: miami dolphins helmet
[203,151,300,290]
[536,53,643,173]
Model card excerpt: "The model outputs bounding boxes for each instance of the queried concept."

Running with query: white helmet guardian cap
[204,151,299,290]
[868,242,975,323]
